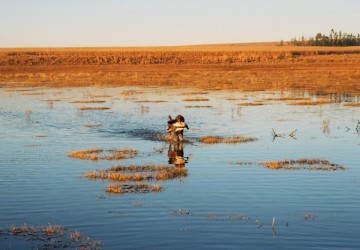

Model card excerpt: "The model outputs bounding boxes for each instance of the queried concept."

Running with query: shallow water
[1,87,360,249]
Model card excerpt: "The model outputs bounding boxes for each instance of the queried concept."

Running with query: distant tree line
[290,29,360,46]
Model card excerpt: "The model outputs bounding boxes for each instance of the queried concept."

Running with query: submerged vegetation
[235,158,346,171]
[0,224,101,249]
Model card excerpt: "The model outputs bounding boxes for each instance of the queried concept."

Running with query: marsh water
[1,86,360,249]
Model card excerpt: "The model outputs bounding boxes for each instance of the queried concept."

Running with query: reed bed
[199,136,257,144]
[67,148,138,161]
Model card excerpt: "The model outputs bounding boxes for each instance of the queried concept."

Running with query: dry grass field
[1,43,360,94]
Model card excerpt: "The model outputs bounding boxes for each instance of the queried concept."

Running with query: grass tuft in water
[199,136,257,144]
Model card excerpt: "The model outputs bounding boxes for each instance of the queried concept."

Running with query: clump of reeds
[199,136,257,144]
[79,106,110,110]
[67,148,138,161]
[183,98,209,102]
[152,184,163,192]
[259,158,346,171]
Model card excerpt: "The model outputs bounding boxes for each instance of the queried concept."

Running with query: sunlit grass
[67,148,138,161]
[288,98,331,106]
[259,158,346,171]
[343,103,360,107]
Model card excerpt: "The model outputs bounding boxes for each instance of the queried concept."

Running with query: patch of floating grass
[259,158,346,171]
[199,136,257,144]
[264,97,310,101]
[185,105,213,108]
[183,98,209,102]
[71,100,106,103]
[343,103,360,107]
[288,98,331,106]
[134,100,167,103]
[83,123,103,127]
[106,185,124,194]
[225,97,247,101]
[152,184,163,192]
[35,134,48,138]
[67,148,138,161]
[84,164,187,182]
[120,90,144,97]
[180,91,209,95]
[79,106,110,110]
[237,102,264,106]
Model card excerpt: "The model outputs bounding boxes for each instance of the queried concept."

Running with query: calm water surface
[0,87,359,249]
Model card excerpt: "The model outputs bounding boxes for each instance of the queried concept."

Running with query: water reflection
[168,142,188,168]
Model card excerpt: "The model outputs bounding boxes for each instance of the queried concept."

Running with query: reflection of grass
[67,148,138,161]
[79,106,110,110]
[183,98,209,102]
[199,136,257,144]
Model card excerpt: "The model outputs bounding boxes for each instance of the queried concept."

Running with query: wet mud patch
[0,224,101,250]
[67,148,138,161]
[234,158,346,171]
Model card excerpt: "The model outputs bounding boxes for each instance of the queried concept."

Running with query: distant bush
[290,29,360,46]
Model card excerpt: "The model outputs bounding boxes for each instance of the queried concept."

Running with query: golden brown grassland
[1,44,360,94]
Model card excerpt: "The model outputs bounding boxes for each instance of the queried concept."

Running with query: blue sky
[0,0,359,47]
